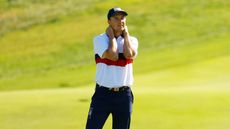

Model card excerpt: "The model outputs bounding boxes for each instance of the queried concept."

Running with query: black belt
[96,83,129,92]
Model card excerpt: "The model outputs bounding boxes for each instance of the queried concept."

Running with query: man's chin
[114,28,124,32]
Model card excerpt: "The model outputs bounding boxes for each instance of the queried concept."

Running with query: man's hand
[122,25,137,59]
[106,26,115,39]
[122,25,129,37]
[102,26,118,61]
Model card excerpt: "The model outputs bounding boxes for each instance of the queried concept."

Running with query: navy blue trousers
[86,84,134,129]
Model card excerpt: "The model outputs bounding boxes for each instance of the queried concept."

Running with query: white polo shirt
[93,33,138,88]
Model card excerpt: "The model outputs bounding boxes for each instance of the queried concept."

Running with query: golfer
[86,7,138,129]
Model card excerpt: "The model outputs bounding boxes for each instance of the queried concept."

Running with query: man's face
[108,13,126,32]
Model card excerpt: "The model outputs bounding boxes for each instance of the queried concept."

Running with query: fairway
[1,84,230,129]
[1,56,230,129]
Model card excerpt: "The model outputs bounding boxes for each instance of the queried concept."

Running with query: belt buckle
[113,88,119,92]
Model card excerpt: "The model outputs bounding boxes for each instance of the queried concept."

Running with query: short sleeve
[93,35,109,57]
[130,37,138,57]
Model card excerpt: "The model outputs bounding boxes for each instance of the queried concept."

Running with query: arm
[102,26,119,61]
[123,26,137,59]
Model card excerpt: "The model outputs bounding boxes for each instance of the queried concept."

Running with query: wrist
[123,31,129,38]
[109,35,115,40]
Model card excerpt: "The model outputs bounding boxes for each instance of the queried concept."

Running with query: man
[86,7,138,129]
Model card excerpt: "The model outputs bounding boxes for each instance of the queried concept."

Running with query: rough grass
[0,0,101,36]
[0,0,230,91]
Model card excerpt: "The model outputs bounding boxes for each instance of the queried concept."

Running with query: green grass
[1,85,230,129]
[0,0,102,36]
[0,1,230,128]
[0,0,230,91]
[0,55,230,129]
[132,90,230,129]
[1,87,230,129]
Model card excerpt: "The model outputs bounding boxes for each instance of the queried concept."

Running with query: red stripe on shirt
[95,56,133,67]
[95,53,133,67]
[95,58,133,67]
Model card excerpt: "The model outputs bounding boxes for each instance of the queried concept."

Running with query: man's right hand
[102,26,118,61]
[106,26,115,39]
